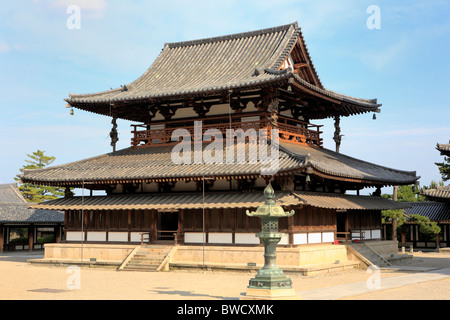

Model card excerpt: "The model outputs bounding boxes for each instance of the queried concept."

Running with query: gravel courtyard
[1,250,450,300]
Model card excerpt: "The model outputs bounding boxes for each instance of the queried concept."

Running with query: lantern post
[241,183,298,299]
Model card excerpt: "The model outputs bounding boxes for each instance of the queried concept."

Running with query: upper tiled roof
[66,22,380,119]
[19,141,419,187]
[68,24,298,104]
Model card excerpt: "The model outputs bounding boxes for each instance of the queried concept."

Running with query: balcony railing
[131,112,323,148]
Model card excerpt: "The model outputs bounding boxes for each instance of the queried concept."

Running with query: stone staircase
[120,246,172,272]
[349,243,391,267]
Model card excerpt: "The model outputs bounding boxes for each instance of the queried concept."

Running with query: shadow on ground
[149,288,239,300]
[0,250,44,263]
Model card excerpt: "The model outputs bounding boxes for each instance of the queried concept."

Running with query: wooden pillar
[412,224,417,248]
[231,209,237,245]
[436,225,441,249]
[128,210,132,242]
[447,225,450,247]
[392,186,398,241]
[401,224,406,247]
[288,214,294,247]
[28,224,34,252]
[178,210,184,245]
[151,210,157,242]
[84,210,88,242]
[0,225,4,253]
[106,210,110,242]
[55,224,61,243]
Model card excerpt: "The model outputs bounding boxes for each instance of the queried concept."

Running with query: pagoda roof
[422,185,450,203]
[437,142,450,156]
[18,141,419,188]
[66,22,381,121]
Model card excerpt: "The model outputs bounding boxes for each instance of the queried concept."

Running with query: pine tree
[435,156,450,182]
[15,150,65,202]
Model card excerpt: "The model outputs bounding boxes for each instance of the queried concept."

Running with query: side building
[0,183,63,252]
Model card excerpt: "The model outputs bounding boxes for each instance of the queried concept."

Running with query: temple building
[402,141,450,250]
[20,23,419,268]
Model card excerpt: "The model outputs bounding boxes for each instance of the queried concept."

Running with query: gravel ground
[1,250,449,300]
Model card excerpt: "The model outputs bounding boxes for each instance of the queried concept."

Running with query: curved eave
[309,166,420,187]
[65,75,291,121]
[289,74,381,117]
[437,143,450,157]
[19,170,299,189]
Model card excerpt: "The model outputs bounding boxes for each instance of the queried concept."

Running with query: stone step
[350,243,390,267]
[123,266,158,272]
[121,247,171,272]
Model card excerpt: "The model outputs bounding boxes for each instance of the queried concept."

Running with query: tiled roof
[279,142,419,185]
[404,201,450,223]
[0,183,26,203]
[0,183,63,224]
[422,186,450,202]
[19,141,419,187]
[68,24,298,104]
[19,142,303,185]
[294,192,410,211]
[0,203,64,224]
[30,191,405,212]
[29,191,302,211]
[437,142,450,156]
[66,22,380,119]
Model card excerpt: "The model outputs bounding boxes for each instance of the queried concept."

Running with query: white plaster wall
[208,233,233,244]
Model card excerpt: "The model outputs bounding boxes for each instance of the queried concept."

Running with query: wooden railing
[131,113,323,148]
[140,231,183,245]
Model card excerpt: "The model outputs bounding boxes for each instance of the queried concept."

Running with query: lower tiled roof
[279,142,418,185]
[30,191,406,212]
[293,192,410,211]
[29,191,302,211]
[19,141,419,187]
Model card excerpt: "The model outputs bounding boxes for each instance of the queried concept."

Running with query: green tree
[408,214,441,236]
[15,150,65,202]
[435,157,450,182]
[382,184,426,223]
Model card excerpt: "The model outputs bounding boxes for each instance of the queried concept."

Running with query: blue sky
[0,0,449,195]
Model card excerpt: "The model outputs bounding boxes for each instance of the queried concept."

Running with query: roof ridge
[166,22,298,49]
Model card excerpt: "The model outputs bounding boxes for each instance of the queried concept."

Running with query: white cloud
[50,0,107,11]
[31,0,107,18]
[359,38,409,71]
[0,43,11,53]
